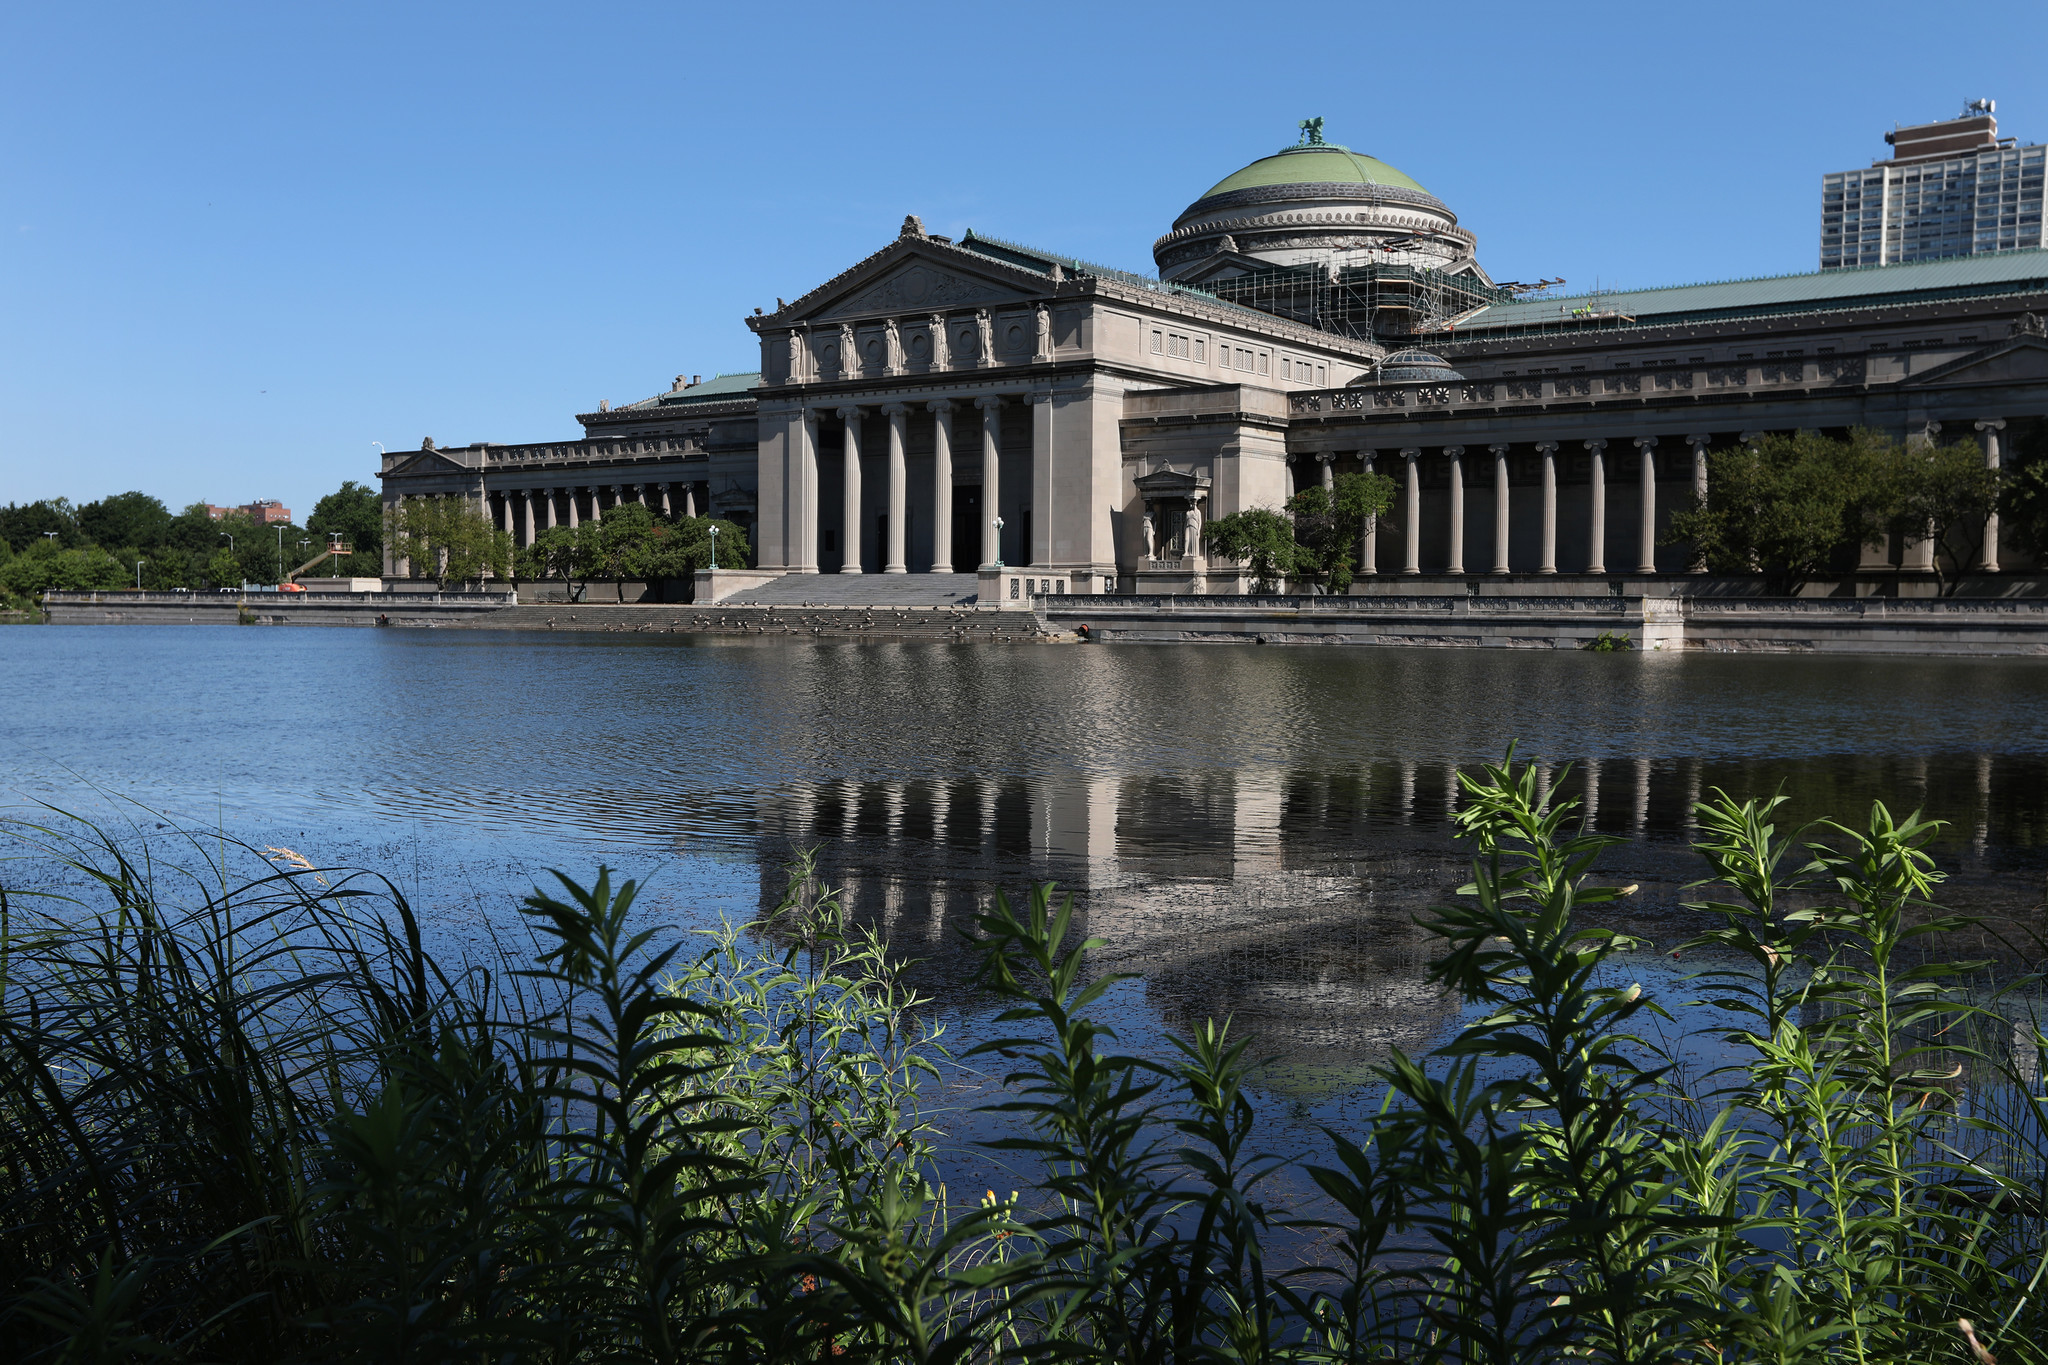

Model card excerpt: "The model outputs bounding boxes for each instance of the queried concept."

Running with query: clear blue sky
[5,1,2046,522]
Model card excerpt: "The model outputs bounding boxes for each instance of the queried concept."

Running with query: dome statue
[1154,124,1487,289]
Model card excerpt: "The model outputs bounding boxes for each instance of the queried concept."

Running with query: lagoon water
[6,626,2048,1197]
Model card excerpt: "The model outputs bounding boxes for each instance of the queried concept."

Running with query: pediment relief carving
[1902,335,2048,388]
[812,259,1032,321]
[387,451,473,478]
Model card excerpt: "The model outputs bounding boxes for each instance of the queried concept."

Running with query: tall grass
[2,752,2044,1362]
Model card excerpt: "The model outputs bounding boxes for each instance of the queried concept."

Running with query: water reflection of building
[738,751,2044,1089]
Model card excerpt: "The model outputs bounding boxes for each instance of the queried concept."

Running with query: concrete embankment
[1045,593,2048,656]
[448,603,1059,641]
[42,590,518,627]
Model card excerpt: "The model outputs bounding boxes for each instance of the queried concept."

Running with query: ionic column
[519,490,535,546]
[1489,444,1511,573]
[540,489,557,530]
[1318,453,1335,492]
[682,483,697,519]
[977,397,1003,568]
[1443,446,1466,574]
[1401,448,1421,575]
[929,400,955,573]
[1978,419,2006,572]
[882,403,909,573]
[1536,442,1558,574]
[837,406,864,573]
[629,484,645,508]
[567,488,581,529]
[1686,435,1710,573]
[1634,436,1659,574]
[799,409,820,571]
[658,483,672,517]
[1585,439,1608,574]
[1360,449,1379,575]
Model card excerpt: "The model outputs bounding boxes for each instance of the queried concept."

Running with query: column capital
[1584,438,1608,453]
[1316,451,1334,464]
[835,404,864,422]
[1633,435,1659,449]
[974,395,1004,412]
[1442,445,1465,458]
[1976,418,2008,432]
[880,401,910,417]
[927,398,955,415]
[1488,443,1511,455]
[1534,440,1559,455]
[1685,433,1712,448]
[1400,446,1420,460]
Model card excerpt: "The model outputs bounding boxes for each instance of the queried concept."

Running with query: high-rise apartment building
[1821,100,2044,269]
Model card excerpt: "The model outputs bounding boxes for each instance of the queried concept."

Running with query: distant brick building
[207,500,292,525]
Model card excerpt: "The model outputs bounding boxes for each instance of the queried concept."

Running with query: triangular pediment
[385,450,473,477]
[1134,468,1212,495]
[1171,251,1275,289]
[1902,333,2048,387]
[809,254,1035,322]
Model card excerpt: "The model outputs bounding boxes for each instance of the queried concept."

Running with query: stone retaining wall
[42,591,518,628]
[1045,594,2048,657]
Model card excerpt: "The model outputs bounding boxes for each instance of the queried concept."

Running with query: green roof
[1201,144,1429,200]
[1454,248,2048,334]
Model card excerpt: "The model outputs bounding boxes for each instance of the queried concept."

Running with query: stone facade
[379,133,2048,595]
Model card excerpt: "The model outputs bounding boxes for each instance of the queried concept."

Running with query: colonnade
[488,480,708,548]
[1340,436,1701,575]
[1337,417,2009,576]
[796,391,1047,574]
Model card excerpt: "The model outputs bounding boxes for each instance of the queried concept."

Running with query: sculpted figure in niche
[928,313,949,370]
[838,323,857,375]
[1140,509,1155,559]
[1034,303,1051,358]
[1185,503,1203,556]
[883,317,903,374]
[976,310,994,368]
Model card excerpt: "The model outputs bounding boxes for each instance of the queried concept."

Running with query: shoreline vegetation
[3,754,2045,1362]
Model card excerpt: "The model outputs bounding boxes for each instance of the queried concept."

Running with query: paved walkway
[721,573,979,607]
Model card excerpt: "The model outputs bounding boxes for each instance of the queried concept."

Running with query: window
[1236,347,1253,372]
[1166,332,1190,359]
[1009,578,1019,599]
[1736,352,1754,361]
[1280,359,1291,379]
[1316,364,1326,385]
[1193,338,1206,362]
[1150,330,1163,354]
[1256,351,1269,376]
[1502,370,1516,377]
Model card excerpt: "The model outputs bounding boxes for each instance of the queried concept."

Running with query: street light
[276,526,285,583]
[707,523,719,570]
[992,516,1005,570]
[134,559,146,590]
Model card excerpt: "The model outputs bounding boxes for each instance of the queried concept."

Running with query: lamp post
[220,532,236,589]
[276,526,285,583]
[707,523,719,570]
[993,516,1004,569]
[135,559,146,590]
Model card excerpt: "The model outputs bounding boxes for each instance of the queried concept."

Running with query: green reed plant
[4,756,2047,1364]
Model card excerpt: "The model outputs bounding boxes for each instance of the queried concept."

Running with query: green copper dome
[1199,144,1430,200]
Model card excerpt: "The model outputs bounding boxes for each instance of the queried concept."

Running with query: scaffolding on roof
[1201,262,1514,341]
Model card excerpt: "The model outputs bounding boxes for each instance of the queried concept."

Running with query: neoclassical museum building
[380,123,2048,592]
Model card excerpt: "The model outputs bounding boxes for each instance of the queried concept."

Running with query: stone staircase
[720,573,980,607]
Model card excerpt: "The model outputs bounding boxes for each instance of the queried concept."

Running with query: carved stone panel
[815,262,1031,321]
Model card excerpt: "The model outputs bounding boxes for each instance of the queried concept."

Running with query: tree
[1203,507,1303,593]
[1665,429,1895,594]
[0,499,81,553]
[520,526,584,590]
[387,496,512,587]
[205,547,242,589]
[1881,436,2002,595]
[307,480,384,576]
[1999,457,2048,564]
[1,543,126,596]
[77,491,172,551]
[1287,470,1397,593]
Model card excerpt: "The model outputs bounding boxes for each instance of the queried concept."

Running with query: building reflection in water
[744,753,2047,1093]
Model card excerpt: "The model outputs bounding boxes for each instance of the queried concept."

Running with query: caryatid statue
[1140,508,1156,559]
[1184,501,1204,557]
